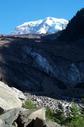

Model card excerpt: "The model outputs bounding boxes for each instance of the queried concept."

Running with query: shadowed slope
[0,34,84,99]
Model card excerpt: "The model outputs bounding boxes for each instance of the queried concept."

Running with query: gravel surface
[24,93,72,113]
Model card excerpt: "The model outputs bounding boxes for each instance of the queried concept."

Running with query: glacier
[15,17,68,34]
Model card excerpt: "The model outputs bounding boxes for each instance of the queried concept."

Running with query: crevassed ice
[31,52,53,74]
[67,64,81,83]
[24,47,63,78]
[25,47,81,85]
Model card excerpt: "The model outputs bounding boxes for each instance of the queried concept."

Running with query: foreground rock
[0,108,20,127]
[0,107,65,127]
[15,108,46,127]
[0,108,46,127]
[46,120,65,127]
[28,108,46,120]
[0,81,25,110]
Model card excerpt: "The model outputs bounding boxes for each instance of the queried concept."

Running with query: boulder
[15,108,46,127]
[0,108,20,127]
[0,81,25,110]
[0,107,64,127]
[28,108,46,120]
[11,87,26,100]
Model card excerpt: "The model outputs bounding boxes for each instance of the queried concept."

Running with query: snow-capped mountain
[15,17,68,34]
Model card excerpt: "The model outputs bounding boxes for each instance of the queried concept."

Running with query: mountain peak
[15,17,68,35]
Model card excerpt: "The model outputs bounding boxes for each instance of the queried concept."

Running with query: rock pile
[25,93,71,115]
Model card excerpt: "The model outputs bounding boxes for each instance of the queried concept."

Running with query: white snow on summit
[15,17,68,34]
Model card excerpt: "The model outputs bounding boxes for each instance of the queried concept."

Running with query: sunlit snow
[15,17,68,34]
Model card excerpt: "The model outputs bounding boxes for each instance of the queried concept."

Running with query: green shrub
[22,100,37,109]
[46,102,84,127]
[70,102,80,117]
[65,102,84,127]
[67,116,84,127]
[46,107,55,121]
[46,107,65,124]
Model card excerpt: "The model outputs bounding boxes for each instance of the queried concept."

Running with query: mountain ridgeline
[58,8,84,41]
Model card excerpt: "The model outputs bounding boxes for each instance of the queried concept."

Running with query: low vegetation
[22,100,37,109]
[46,102,84,127]
[46,107,65,124]
[23,99,84,127]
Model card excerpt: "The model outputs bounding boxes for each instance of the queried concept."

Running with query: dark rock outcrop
[58,8,84,41]
[0,34,84,98]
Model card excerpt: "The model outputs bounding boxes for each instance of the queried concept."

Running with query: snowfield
[15,17,68,34]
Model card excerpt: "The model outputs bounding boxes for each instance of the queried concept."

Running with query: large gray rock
[0,108,20,127]
[0,107,65,127]
[15,108,46,127]
[11,87,26,100]
[28,108,46,120]
[0,81,25,110]
[0,119,4,127]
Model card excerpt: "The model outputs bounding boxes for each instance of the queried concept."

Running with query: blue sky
[0,0,83,34]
